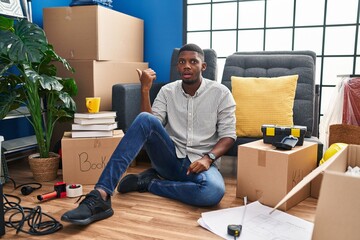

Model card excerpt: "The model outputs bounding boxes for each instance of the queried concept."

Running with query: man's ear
[201,62,207,71]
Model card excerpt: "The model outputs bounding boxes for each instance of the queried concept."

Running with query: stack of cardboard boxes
[43,5,148,112]
[43,5,145,184]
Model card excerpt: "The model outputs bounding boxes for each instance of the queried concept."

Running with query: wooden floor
[2,158,317,240]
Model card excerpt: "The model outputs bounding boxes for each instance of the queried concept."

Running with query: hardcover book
[72,122,118,131]
[74,111,117,119]
[74,117,116,125]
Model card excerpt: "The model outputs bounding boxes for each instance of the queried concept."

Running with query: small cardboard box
[261,124,307,146]
[43,5,144,61]
[61,130,124,184]
[312,145,360,240]
[56,60,148,112]
[237,140,317,211]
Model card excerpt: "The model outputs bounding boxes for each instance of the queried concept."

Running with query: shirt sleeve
[217,88,237,141]
[151,88,168,126]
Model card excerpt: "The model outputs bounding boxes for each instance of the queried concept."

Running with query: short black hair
[179,43,204,61]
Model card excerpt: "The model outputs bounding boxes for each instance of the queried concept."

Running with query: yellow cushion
[231,75,298,137]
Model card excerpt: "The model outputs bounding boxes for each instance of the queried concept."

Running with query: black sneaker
[61,189,113,225]
[117,168,160,193]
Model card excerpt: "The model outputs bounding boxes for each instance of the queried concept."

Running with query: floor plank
[2,158,317,239]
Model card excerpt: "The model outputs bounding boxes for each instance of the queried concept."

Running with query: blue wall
[113,0,183,83]
[0,0,183,140]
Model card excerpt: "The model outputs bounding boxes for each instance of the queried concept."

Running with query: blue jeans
[95,112,225,207]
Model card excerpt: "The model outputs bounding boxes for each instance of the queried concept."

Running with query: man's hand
[138,68,156,113]
[137,68,156,92]
[186,156,212,175]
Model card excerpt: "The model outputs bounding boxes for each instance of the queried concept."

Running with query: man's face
[177,51,206,85]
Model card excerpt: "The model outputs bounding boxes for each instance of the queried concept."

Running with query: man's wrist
[206,152,217,163]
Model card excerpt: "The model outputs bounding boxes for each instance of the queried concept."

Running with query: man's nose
[184,61,191,69]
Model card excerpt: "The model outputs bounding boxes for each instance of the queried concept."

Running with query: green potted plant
[0,16,77,181]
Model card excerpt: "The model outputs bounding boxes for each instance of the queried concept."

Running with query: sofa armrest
[112,84,141,132]
[112,83,164,132]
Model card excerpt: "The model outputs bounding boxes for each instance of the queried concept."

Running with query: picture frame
[0,0,25,18]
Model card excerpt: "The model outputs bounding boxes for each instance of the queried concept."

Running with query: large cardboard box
[312,145,360,240]
[43,6,144,61]
[237,140,317,211]
[56,60,148,112]
[61,130,124,184]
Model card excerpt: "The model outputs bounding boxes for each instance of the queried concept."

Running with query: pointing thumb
[136,69,142,78]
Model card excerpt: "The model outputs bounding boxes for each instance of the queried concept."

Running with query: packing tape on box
[66,184,83,198]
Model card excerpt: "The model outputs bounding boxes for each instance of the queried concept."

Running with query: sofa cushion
[231,75,298,137]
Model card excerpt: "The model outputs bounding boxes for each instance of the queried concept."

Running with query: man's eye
[179,60,184,64]
[191,60,197,64]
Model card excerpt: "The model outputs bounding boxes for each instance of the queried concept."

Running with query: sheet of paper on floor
[197,201,313,240]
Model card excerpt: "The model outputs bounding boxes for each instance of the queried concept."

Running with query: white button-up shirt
[152,78,236,163]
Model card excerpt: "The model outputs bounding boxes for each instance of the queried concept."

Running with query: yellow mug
[86,97,101,113]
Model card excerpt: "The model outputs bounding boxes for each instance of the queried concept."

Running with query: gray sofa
[221,51,321,158]
[112,50,322,160]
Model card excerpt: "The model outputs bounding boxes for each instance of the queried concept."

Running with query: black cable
[4,176,42,195]
[3,193,63,235]
[15,182,42,190]
[2,178,62,236]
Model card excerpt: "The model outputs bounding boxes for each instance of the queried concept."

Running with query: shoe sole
[61,208,114,225]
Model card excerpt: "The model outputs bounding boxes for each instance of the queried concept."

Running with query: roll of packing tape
[66,184,83,198]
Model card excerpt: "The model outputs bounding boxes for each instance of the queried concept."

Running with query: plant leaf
[59,92,77,112]
[40,75,63,91]
[61,77,78,97]
[46,46,75,73]
[0,18,48,63]
[23,63,41,84]
[0,77,23,119]
[0,16,14,31]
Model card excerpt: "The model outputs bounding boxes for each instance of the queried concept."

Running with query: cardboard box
[312,145,360,240]
[261,124,307,146]
[237,140,317,211]
[43,6,144,61]
[56,60,148,112]
[61,130,124,184]
[310,173,323,199]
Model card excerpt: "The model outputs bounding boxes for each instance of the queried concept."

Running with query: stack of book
[71,111,117,138]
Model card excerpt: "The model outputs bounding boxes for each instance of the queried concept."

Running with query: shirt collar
[179,78,207,97]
